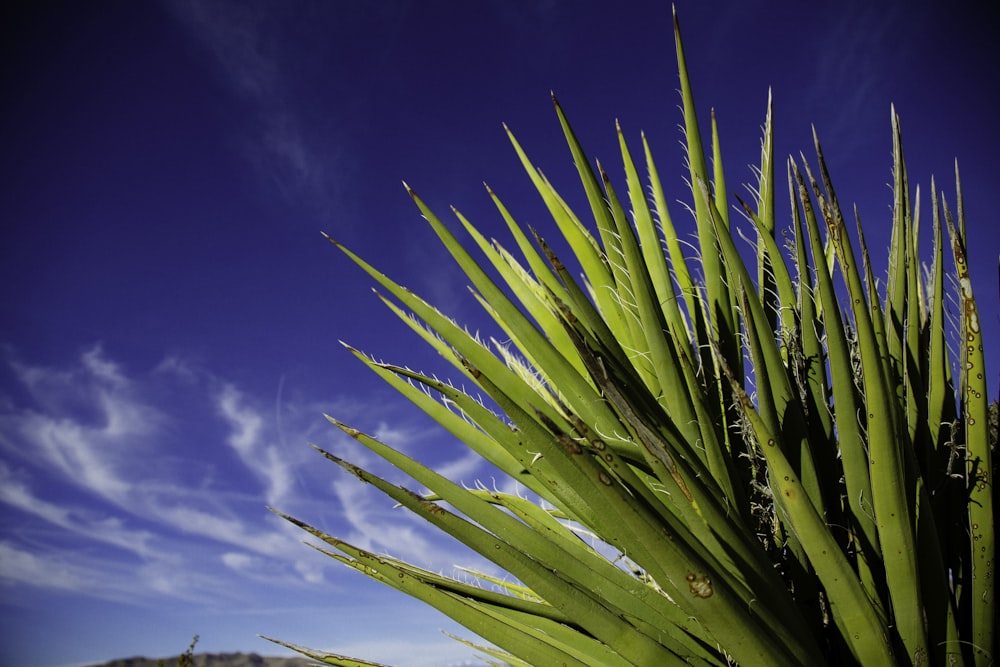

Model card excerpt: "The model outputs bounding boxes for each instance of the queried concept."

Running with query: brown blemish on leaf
[686,572,713,598]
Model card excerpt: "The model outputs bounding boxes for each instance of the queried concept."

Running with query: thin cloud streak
[803,3,923,165]
[0,463,157,559]
[1,345,159,506]
[164,0,343,222]
[0,541,112,596]
[0,341,494,617]
[216,382,303,508]
[0,345,339,604]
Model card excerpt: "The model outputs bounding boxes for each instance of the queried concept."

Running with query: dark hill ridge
[85,653,316,667]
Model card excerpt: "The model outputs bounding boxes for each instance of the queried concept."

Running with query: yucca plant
[267,7,995,666]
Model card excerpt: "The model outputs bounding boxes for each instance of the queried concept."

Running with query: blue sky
[1,2,997,666]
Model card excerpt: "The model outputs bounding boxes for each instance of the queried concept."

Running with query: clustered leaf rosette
[269,7,994,667]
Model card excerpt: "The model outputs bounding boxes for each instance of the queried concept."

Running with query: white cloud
[0,463,156,558]
[0,345,159,505]
[0,342,499,619]
[80,346,129,388]
[0,539,191,605]
[135,555,250,605]
[216,382,297,507]
[164,0,343,221]
[154,503,287,556]
[0,345,344,602]
[371,421,428,451]
[221,551,256,572]
[0,463,70,524]
[166,0,277,98]
[0,541,86,591]
[293,558,325,585]
[803,3,923,164]
[218,383,264,456]
[31,414,133,502]
[432,449,486,486]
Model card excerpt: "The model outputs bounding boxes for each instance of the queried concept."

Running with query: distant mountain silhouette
[84,653,317,667]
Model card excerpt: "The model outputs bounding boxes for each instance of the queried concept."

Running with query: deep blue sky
[1,2,997,666]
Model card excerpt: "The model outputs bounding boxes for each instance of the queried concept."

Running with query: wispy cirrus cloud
[217,382,296,508]
[799,3,929,164]
[3,345,159,506]
[0,344,340,604]
[0,342,494,613]
[163,0,345,222]
[0,461,157,559]
[0,541,122,598]
[167,0,278,98]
